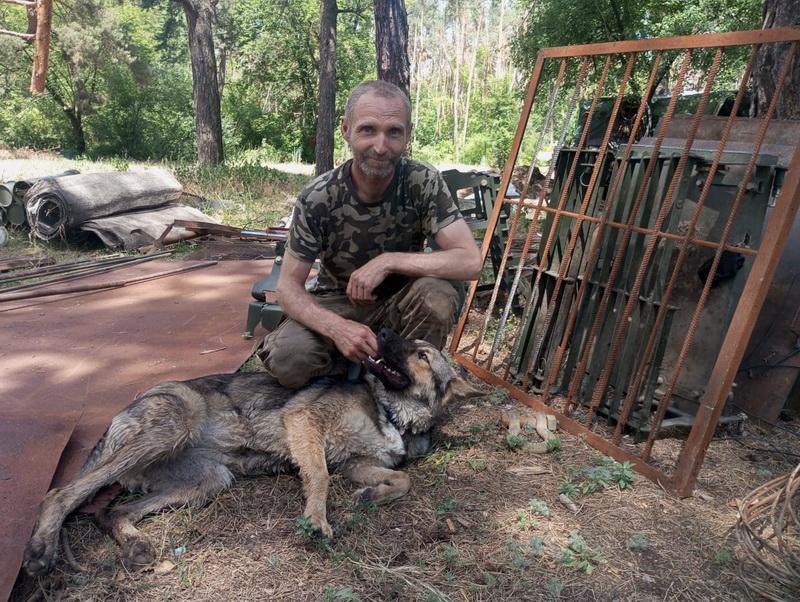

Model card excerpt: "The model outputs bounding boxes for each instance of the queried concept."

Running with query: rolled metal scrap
[24,169,182,240]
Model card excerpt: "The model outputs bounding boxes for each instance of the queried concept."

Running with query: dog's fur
[24,329,479,576]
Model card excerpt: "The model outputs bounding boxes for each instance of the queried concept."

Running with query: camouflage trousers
[258,277,460,389]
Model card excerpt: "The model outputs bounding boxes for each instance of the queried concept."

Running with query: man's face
[342,92,410,180]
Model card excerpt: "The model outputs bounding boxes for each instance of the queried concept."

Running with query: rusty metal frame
[0,0,52,93]
[450,28,800,497]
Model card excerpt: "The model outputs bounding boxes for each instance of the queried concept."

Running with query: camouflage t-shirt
[287,158,462,295]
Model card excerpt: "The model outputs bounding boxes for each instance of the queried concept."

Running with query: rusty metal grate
[450,28,800,497]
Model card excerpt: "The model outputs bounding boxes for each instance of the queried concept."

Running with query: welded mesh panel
[450,29,800,495]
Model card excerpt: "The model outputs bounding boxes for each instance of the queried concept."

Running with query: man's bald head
[344,80,412,128]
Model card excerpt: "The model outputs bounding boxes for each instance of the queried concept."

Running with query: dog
[23,328,480,576]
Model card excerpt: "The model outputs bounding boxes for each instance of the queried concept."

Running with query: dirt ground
[10,365,800,601]
[4,154,798,600]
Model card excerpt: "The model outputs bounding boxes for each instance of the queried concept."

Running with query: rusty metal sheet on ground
[0,259,274,601]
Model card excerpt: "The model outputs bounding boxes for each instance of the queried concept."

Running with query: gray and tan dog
[24,328,479,576]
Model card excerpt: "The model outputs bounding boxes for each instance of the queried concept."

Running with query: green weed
[557,531,606,575]
[322,586,361,602]
[528,498,551,518]
[625,532,649,551]
[506,434,526,450]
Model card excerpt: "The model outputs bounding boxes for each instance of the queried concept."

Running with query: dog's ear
[445,376,483,404]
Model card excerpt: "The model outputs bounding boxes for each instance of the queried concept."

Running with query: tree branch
[0,28,34,41]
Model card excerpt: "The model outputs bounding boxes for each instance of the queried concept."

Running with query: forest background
[0,0,771,170]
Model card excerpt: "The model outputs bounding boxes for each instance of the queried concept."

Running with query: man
[259,80,482,389]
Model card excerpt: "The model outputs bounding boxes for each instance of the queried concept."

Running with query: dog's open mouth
[365,355,410,390]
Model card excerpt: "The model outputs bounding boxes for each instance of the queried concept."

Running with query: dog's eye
[417,351,428,361]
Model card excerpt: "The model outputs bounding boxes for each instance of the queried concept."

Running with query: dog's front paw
[121,539,155,571]
[23,536,57,577]
[303,513,333,538]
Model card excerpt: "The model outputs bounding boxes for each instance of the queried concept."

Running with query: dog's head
[365,328,482,435]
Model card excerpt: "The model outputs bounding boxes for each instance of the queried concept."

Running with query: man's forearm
[383,247,482,281]
[277,283,344,340]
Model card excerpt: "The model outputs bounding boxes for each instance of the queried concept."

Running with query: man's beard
[352,148,401,179]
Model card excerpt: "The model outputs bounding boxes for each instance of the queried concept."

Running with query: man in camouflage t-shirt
[259,80,482,389]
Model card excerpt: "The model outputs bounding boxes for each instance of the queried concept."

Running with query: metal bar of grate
[451,28,800,497]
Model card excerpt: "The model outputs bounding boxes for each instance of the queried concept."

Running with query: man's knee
[407,277,459,325]
[259,323,335,389]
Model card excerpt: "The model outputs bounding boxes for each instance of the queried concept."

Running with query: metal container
[6,201,27,226]
[0,183,13,208]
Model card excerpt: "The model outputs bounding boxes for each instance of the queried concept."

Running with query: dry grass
[0,149,306,266]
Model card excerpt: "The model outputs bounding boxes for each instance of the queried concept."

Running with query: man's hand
[328,317,379,362]
[346,254,392,305]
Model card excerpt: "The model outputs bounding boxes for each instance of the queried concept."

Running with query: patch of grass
[529,536,545,556]
[441,544,460,567]
[435,496,458,515]
[329,544,361,563]
[557,531,606,575]
[559,479,579,498]
[506,434,526,450]
[427,447,457,474]
[507,541,529,570]
[489,388,509,404]
[547,437,563,453]
[561,458,636,498]
[239,354,266,373]
[466,457,488,472]
[322,586,361,601]
[516,509,538,530]
[295,514,333,551]
[528,498,551,518]
[714,548,734,566]
[626,532,649,551]
[545,577,564,599]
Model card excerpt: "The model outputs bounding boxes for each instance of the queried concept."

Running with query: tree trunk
[752,0,800,119]
[373,0,410,98]
[315,0,338,175]
[174,0,224,165]
[46,83,85,154]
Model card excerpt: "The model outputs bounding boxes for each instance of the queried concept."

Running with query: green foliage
[714,548,734,566]
[559,479,579,498]
[528,498,551,518]
[546,437,563,453]
[435,496,458,515]
[557,531,606,575]
[466,457,488,472]
[561,457,636,497]
[506,434,526,450]
[528,535,545,556]
[516,509,537,530]
[625,532,649,551]
[1,0,769,169]
[322,586,361,602]
[294,515,318,539]
[441,544,460,567]
[545,577,564,599]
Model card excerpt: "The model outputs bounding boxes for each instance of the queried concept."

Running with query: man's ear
[445,376,483,404]
[341,117,350,142]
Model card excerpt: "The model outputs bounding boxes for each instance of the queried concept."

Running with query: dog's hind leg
[24,451,152,577]
[24,395,203,576]
[343,459,411,505]
[283,409,332,537]
[100,458,233,570]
